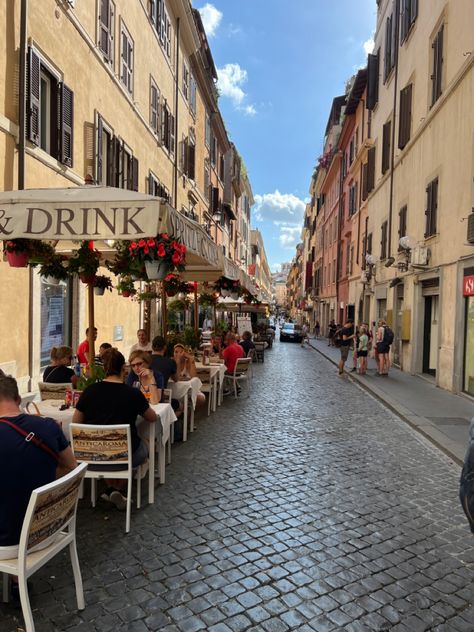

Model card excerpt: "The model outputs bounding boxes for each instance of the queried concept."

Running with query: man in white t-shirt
[129,329,152,355]
[202,316,213,331]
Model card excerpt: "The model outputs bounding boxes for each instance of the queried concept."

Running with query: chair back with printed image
[195,368,213,416]
[38,382,70,401]
[0,463,88,632]
[69,424,134,532]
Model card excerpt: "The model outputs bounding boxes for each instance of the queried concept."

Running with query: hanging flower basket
[230,291,240,301]
[163,273,193,297]
[122,290,132,298]
[6,251,29,268]
[3,239,34,268]
[145,259,169,280]
[94,286,105,296]
[93,275,113,296]
[67,241,101,283]
[199,292,218,307]
[116,276,136,298]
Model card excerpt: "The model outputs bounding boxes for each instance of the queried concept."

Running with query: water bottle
[74,357,81,378]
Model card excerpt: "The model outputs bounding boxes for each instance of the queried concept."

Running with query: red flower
[161,233,169,240]
[147,239,156,247]
[138,239,146,248]
[143,246,149,254]
[172,252,181,265]
[130,242,138,250]
[157,244,166,257]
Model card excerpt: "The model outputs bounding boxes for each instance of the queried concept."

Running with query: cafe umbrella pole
[194,283,199,336]
[87,282,96,363]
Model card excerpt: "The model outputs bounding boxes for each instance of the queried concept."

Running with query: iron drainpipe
[172,17,180,209]
[19,0,33,391]
[388,0,401,258]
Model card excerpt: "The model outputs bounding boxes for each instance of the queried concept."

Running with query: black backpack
[383,326,394,345]
[460,425,474,533]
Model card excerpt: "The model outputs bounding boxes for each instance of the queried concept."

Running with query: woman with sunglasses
[127,350,163,404]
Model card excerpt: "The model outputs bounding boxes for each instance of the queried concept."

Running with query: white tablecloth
[148,402,176,446]
[169,377,202,408]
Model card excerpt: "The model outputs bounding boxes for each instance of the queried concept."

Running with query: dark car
[280,323,303,342]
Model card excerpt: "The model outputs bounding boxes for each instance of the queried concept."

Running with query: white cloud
[197,3,222,38]
[279,226,301,249]
[253,190,306,225]
[217,63,257,115]
[363,37,374,55]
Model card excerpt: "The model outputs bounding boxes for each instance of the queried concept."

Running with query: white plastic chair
[69,424,147,533]
[195,368,213,416]
[0,463,88,632]
[224,358,252,398]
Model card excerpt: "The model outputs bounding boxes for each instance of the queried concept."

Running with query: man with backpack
[376,319,394,376]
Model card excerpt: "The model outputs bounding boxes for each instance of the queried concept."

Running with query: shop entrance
[464,294,474,396]
[393,284,404,367]
[422,294,439,376]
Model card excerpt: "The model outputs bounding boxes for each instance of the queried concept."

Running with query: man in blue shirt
[0,375,77,559]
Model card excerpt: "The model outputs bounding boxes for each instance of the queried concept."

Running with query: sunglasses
[130,361,144,368]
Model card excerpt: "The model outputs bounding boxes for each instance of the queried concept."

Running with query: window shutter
[362,162,368,201]
[27,47,40,145]
[384,16,391,81]
[399,82,412,149]
[390,12,396,70]
[432,178,438,235]
[367,146,376,192]
[114,137,122,187]
[161,100,167,144]
[354,181,359,213]
[188,143,195,180]
[180,137,188,173]
[60,83,74,167]
[400,0,407,42]
[169,113,175,155]
[425,182,432,237]
[131,156,139,191]
[367,52,379,110]
[382,121,391,174]
[150,0,156,26]
[212,187,219,213]
[410,0,418,24]
[97,115,103,184]
[436,25,444,101]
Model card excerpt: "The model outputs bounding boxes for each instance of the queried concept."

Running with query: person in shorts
[357,325,369,375]
[338,319,354,375]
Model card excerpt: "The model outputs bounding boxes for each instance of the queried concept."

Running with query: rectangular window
[161,101,175,155]
[190,75,197,116]
[398,205,407,250]
[367,232,373,255]
[367,50,380,110]
[204,158,210,200]
[350,246,354,275]
[346,242,351,275]
[384,12,396,81]
[120,23,133,95]
[219,154,225,181]
[398,83,412,149]
[362,162,368,201]
[380,221,388,259]
[182,61,189,101]
[382,120,391,174]
[98,0,115,65]
[367,146,376,193]
[400,0,418,43]
[349,139,354,165]
[431,24,444,106]
[333,259,336,283]
[96,115,115,185]
[211,135,217,167]
[205,112,211,148]
[425,177,439,237]
[27,47,74,166]
[148,171,169,201]
[150,78,160,135]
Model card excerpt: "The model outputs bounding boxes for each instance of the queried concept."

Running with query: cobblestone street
[2,340,474,632]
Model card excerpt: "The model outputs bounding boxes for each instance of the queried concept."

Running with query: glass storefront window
[40,279,71,369]
[464,296,474,396]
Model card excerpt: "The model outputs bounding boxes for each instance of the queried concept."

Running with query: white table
[169,377,202,440]
[30,400,176,503]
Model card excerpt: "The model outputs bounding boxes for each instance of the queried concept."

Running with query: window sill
[25,144,83,185]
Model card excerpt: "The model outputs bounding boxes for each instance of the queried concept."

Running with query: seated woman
[72,348,157,510]
[173,344,206,409]
[43,346,78,387]
[126,350,163,405]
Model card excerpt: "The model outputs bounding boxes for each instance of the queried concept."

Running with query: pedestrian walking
[301,322,309,347]
[328,320,337,346]
[460,417,474,533]
[350,325,360,372]
[314,321,321,338]
[376,319,393,376]
[357,325,369,375]
[338,319,354,375]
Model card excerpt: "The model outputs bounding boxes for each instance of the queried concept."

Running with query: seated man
[221,332,245,374]
[0,375,77,560]
[239,331,255,356]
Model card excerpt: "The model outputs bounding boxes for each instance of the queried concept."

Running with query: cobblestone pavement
[2,340,474,631]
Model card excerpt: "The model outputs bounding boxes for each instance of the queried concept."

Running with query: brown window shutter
[170,113,175,155]
[367,51,379,110]
[188,143,195,180]
[362,163,368,201]
[60,83,74,167]
[96,115,103,184]
[212,187,219,213]
[131,156,139,191]
[436,26,444,101]
[27,47,40,145]
[367,146,376,192]
[425,182,432,237]
[382,121,391,174]
[114,137,122,187]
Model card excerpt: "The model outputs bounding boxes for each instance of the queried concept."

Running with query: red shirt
[76,339,89,364]
[223,343,245,373]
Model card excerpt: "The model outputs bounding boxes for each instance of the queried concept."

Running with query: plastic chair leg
[18,573,34,632]
[125,477,132,533]
[69,540,85,610]
[136,469,141,510]
[2,573,10,603]
[91,478,97,508]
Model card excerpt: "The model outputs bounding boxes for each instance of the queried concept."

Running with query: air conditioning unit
[411,245,430,267]
[468,210,474,244]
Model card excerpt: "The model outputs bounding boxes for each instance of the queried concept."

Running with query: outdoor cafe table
[194,362,227,410]
[168,377,202,441]
[29,400,176,502]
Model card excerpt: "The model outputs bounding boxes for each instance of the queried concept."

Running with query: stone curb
[307,339,464,466]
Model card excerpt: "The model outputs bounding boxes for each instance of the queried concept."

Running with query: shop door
[422,295,439,376]
[464,296,474,396]
[393,285,404,367]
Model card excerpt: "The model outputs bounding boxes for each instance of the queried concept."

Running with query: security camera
[366,254,378,266]
[399,236,413,251]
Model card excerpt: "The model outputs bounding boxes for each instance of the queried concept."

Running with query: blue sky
[195,0,376,271]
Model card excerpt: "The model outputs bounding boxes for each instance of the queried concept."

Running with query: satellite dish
[399,235,413,250]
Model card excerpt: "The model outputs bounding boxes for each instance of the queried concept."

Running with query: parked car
[280,323,303,342]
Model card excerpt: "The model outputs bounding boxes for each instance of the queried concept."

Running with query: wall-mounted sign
[463,275,474,296]
[113,325,124,341]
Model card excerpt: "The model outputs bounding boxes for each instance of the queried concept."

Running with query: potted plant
[183,326,200,350]
[67,241,101,283]
[199,291,218,307]
[106,240,144,279]
[116,276,136,298]
[230,280,242,301]
[163,273,193,297]
[38,253,70,284]
[168,297,190,311]
[214,276,233,297]
[128,233,186,280]
[93,275,113,296]
[136,290,159,302]
[3,239,34,268]
[76,363,105,391]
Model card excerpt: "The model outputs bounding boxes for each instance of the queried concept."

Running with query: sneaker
[338,370,344,375]
[109,490,127,511]
[350,367,357,372]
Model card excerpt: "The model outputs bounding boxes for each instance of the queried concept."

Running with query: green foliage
[76,364,105,391]
[183,327,200,349]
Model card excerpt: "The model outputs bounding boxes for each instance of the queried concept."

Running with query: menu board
[237,316,252,337]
